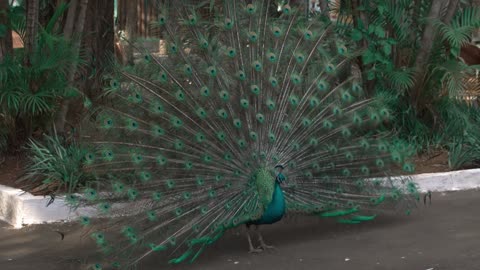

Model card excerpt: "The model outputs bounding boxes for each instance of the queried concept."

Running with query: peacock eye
[246,4,255,14]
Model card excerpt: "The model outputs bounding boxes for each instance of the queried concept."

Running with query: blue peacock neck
[276,172,286,185]
[251,167,287,225]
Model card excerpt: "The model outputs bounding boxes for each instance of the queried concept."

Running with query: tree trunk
[55,0,114,135]
[472,0,480,43]
[118,0,127,31]
[411,0,448,110]
[38,1,56,28]
[68,0,88,73]
[63,0,78,39]
[442,0,459,25]
[82,0,114,96]
[125,0,137,66]
[54,0,89,135]
[0,0,12,61]
[351,0,373,94]
[24,0,39,65]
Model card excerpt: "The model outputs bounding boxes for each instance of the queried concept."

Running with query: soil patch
[413,150,451,174]
[0,154,25,189]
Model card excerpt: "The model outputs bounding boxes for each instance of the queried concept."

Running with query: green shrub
[441,100,480,169]
[0,4,82,151]
[19,134,91,195]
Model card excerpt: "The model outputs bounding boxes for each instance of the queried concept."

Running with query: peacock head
[274,164,286,184]
[252,165,286,192]
[274,164,284,173]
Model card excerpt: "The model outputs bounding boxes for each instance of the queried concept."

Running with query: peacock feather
[72,1,419,269]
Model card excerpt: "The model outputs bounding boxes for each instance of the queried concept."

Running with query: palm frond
[439,7,480,49]
[385,67,416,92]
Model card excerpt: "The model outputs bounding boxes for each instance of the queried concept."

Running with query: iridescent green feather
[74,1,418,268]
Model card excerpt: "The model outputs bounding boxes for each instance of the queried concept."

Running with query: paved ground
[1,190,479,270]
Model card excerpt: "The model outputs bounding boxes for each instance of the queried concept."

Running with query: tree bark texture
[0,0,12,61]
[54,0,89,134]
[24,0,39,65]
[63,0,77,38]
[67,0,88,82]
[125,0,137,65]
[118,0,160,38]
[472,0,480,42]
[441,0,459,25]
[411,0,449,110]
[351,0,373,94]
[82,0,114,96]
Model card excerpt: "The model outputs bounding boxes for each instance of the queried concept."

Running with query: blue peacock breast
[253,182,286,225]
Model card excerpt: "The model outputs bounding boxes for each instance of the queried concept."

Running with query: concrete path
[1,190,479,270]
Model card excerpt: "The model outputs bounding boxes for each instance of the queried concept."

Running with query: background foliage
[334,0,480,168]
[2,0,480,195]
[0,4,80,153]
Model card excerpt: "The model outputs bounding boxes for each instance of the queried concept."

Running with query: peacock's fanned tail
[71,1,419,268]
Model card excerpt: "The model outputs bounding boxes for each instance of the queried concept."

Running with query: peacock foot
[259,243,275,250]
[258,236,275,251]
[249,247,263,253]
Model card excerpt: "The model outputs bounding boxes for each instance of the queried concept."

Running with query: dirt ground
[0,155,24,189]
[1,190,479,270]
[413,150,451,174]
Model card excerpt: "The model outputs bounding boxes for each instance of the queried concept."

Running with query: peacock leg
[245,225,263,253]
[254,226,275,250]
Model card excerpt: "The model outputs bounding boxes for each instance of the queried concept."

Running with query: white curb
[0,185,96,228]
[411,168,480,192]
[1,168,480,228]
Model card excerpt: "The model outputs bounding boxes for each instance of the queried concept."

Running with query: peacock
[69,1,420,269]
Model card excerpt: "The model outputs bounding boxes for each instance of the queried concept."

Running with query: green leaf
[65,88,80,98]
[362,49,376,65]
[46,3,69,33]
[386,38,397,45]
[42,178,53,184]
[386,68,415,90]
[375,26,386,38]
[368,25,375,34]
[383,44,392,56]
[450,45,460,57]
[210,0,215,11]
[367,70,376,81]
[0,24,6,38]
[385,61,394,71]
[351,29,363,41]
[375,52,384,62]
[378,5,386,15]
[356,18,366,31]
